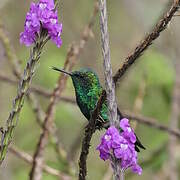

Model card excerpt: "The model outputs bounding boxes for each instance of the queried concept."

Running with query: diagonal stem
[0,73,76,104]
[30,2,99,180]
[0,30,49,164]
[78,91,106,180]
[113,0,180,84]
[99,0,121,179]
[9,146,71,179]
[99,0,119,126]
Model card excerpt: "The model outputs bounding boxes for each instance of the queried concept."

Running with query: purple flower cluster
[20,0,62,47]
[97,118,142,175]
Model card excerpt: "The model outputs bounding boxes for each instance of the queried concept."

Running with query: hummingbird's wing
[94,115,106,130]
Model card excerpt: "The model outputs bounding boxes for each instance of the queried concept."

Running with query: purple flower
[20,0,62,47]
[131,164,142,175]
[38,0,55,10]
[120,118,136,144]
[97,119,142,175]
[20,31,36,46]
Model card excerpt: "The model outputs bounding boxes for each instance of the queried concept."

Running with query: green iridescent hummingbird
[52,67,145,152]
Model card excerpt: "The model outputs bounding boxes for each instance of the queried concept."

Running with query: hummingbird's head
[52,67,101,90]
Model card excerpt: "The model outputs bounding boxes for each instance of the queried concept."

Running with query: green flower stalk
[0,32,48,163]
[0,0,62,164]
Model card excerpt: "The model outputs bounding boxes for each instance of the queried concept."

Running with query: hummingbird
[52,67,145,152]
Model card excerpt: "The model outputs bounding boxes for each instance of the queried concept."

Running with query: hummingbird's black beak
[52,67,72,76]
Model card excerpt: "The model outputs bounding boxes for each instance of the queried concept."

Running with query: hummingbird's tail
[135,135,146,152]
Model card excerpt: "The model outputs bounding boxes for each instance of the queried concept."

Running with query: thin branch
[140,142,167,168]
[0,25,22,78]
[79,90,106,180]
[49,125,74,174]
[67,123,86,162]
[0,23,72,171]
[9,146,71,180]
[2,75,179,138]
[99,0,118,126]
[0,19,75,170]
[127,142,167,178]
[30,2,99,180]
[0,73,76,104]
[113,0,180,83]
[1,72,179,138]
[29,49,73,180]
[123,111,180,138]
[0,22,45,125]
[0,29,49,164]
[131,77,146,129]
[99,0,121,179]
[0,18,48,134]
[0,22,74,170]
[27,95,45,126]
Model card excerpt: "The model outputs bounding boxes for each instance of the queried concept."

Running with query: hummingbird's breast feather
[75,85,108,122]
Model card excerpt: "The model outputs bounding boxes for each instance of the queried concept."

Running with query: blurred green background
[0,0,180,179]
